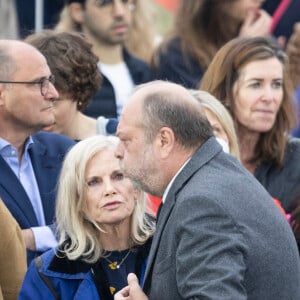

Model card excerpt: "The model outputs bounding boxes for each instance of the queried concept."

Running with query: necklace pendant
[117,265,120,269]
[108,262,118,270]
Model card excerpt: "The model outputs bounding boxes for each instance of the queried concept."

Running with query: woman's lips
[104,201,122,209]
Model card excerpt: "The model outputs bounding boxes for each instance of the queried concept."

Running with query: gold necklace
[102,249,131,270]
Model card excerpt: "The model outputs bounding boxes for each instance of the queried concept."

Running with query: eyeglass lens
[41,75,55,96]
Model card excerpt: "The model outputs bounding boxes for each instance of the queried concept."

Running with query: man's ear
[155,127,175,159]
[68,3,84,24]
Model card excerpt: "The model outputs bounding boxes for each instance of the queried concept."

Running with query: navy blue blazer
[0,131,75,264]
[84,48,153,119]
[152,38,204,89]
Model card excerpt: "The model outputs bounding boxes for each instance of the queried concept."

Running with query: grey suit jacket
[143,137,300,300]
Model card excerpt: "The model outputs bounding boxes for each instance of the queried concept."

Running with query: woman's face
[204,108,229,144]
[227,0,265,21]
[84,149,137,227]
[233,57,284,133]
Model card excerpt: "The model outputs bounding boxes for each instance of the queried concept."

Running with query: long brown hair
[155,0,241,70]
[201,36,296,166]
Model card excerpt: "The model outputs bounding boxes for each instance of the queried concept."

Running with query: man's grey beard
[129,177,152,194]
[124,170,158,196]
[119,160,163,197]
[127,173,164,198]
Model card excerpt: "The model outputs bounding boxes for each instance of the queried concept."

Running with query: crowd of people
[1,0,300,299]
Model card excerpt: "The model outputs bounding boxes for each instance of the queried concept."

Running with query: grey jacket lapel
[143,189,176,287]
[143,137,222,289]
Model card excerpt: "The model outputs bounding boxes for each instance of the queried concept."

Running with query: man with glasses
[0,39,75,265]
[60,0,152,119]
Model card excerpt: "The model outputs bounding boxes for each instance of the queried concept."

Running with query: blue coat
[0,132,75,265]
[19,240,151,300]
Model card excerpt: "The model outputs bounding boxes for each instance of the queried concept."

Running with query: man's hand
[22,228,36,251]
[239,9,272,38]
[114,273,148,300]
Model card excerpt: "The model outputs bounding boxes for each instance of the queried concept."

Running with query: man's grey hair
[139,83,213,148]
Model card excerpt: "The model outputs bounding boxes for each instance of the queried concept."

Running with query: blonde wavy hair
[190,90,240,159]
[55,135,154,263]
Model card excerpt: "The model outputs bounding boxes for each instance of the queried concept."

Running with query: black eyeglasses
[94,0,135,9]
[0,75,55,96]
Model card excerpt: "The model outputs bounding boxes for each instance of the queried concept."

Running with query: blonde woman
[191,90,240,159]
[19,135,154,300]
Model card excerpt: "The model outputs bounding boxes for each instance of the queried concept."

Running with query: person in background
[55,0,152,119]
[287,22,300,91]
[122,0,156,64]
[286,22,300,137]
[56,0,156,64]
[115,80,300,299]
[152,0,271,89]
[0,40,75,265]
[0,198,26,300]
[26,30,118,139]
[192,89,288,217]
[19,135,154,300]
[190,90,240,159]
[285,23,300,230]
[200,36,300,248]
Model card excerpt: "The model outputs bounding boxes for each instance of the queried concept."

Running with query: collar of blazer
[143,137,222,286]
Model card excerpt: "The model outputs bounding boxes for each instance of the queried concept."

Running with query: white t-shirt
[99,62,134,118]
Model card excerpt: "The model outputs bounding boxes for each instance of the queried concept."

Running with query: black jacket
[84,49,152,119]
[152,38,204,89]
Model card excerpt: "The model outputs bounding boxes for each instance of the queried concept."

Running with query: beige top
[0,199,26,300]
